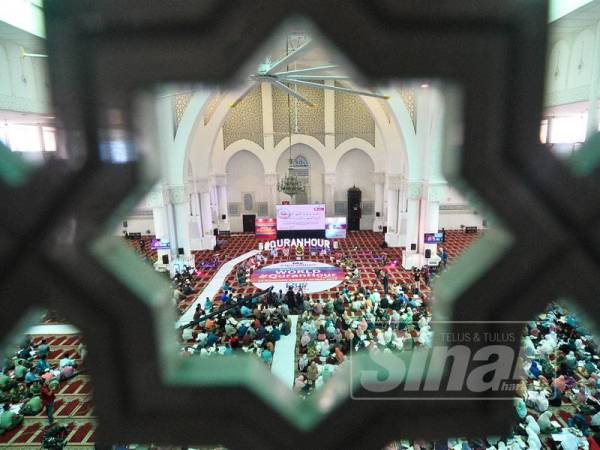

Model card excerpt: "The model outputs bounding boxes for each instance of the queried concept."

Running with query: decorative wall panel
[174,92,192,134]
[334,201,347,216]
[334,82,375,147]
[257,201,269,217]
[222,85,264,148]
[272,81,325,146]
[227,202,241,217]
[399,88,416,130]
[361,200,374,216]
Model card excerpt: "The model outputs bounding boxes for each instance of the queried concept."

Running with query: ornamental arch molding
[217,139,268,174]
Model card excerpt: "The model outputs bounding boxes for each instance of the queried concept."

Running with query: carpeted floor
[0,336,95,447]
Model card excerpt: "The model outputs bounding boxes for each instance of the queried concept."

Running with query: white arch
[225,148,266,174]
[272,134,326,172]
[331,137,380,173]
[216,139,267,174]
[175,81,417,186]
[379,88,419,180]
[175,83,254,184]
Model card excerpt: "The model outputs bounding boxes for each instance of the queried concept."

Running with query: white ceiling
[550,0,600,40]
[0,20,45,53]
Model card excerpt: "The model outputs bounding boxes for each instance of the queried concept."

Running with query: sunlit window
[0,123,58,152]
[42,126,57,151]
[539,119,548,144]
[548,115,587,144]
[7,124,43,152]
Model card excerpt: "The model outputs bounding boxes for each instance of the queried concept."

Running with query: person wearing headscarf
[307,361,319,385]
[515,399,527,421]
[537,410,553,434]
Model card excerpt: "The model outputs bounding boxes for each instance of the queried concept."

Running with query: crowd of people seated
[170,264,199,309]
[506,302,600,450]
[0,338,81,435]
[293,279,432,396]
[380,302,600,450]
[179,283,293,365]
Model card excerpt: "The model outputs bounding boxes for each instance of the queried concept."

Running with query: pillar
[152,205,168,241]
[323,172,336,216]
[265,172,279,216]
[188,190,204,251]
[401,182,422,269]
[198,180,216,249]
[373,172,385,232]
[169,185,191,257]
[385,174,402,246]
[147,186,171,264]
[214,174,230,231]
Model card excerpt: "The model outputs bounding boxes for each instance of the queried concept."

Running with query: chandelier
[277,158,305,197]
[277,37,306,198]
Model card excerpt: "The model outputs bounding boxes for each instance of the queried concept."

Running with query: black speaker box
[425,249,432,258]
[410,243,417,251]
[375,212,381,217]
[178,247,184,255]
[221,214,226,220]
[122,220,128,228]
[161,254,169,265]
[213,228,219,236]
[382,226,388,233]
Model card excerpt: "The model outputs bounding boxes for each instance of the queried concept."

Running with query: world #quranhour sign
[250,261,345,293]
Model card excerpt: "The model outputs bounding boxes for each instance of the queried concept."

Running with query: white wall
[226,150,266,232]
[438,186,486,230]
[439,211,485,230]
[0,40,50,113]
[546,21,600,106]
[275,143,325,205]
[113,215,155,236]
[335,148,375,229]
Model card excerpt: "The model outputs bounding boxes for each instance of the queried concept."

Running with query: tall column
[323,172,336,216]
[188,191,203,251]
[147,187,170,241]
[422,183,445,257]
[169,185,191,257]
[384,175,402,247]
[146,186,171,264]
[265,172,279,216]
[153,205,169,241]
[373,172,385,232]
[214,174,230,231]
[197,177,216,250]
[401,182,422,269]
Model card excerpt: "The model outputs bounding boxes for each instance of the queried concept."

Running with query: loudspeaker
[178,247,184,255]
[424,249,432,258]
[221,214,226,220]
[213,228,219,236]
[375,212,381,217]
[122,220,128,228]
[161,254,169,265]
[410,243,417,251]
[382,226,388,233]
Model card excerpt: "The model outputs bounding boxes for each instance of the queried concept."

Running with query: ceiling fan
[230,38,389,108]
